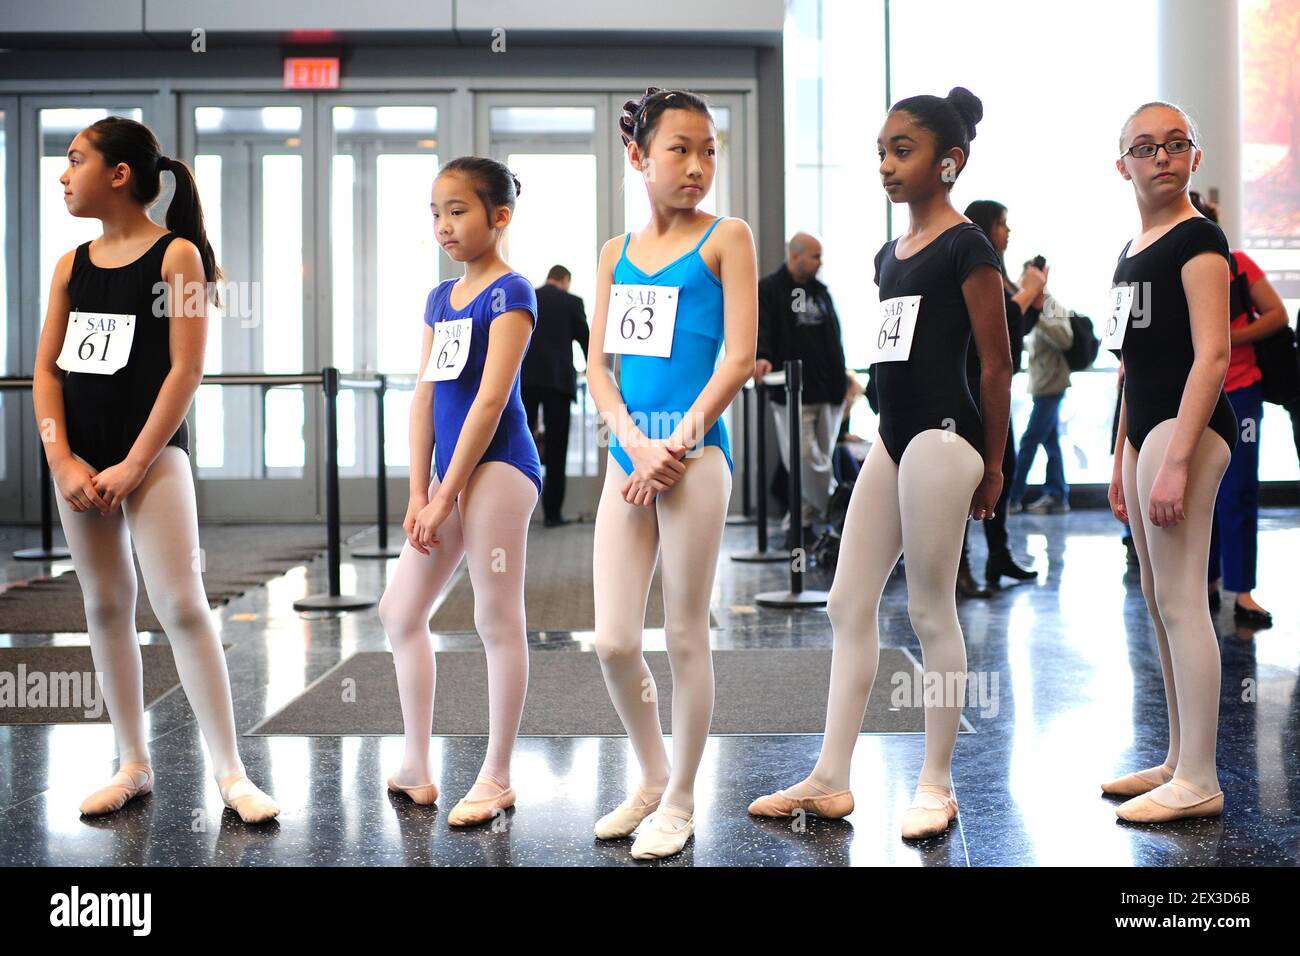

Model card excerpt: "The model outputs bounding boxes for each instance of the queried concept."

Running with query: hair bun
[511,173,522,198]
[945,87,983,140]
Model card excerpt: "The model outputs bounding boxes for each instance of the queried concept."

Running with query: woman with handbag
[1190,193,1288,627]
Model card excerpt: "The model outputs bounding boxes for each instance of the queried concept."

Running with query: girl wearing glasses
[1104,102,1235,822]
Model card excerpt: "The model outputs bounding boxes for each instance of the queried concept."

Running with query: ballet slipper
[901,784,959,840]
[387,774,439,806]
[1100,764,1174,797]
[1115,779,1224,823]
[747,779,854,819]
[447,773,515,827]
[79,762,153,817]
[629,804,695,860]
[217,772,280,824]
[594,786,663,839]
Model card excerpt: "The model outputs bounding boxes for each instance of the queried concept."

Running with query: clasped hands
[622,437,690,507]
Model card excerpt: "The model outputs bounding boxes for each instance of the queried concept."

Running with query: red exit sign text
[283,58,339,89]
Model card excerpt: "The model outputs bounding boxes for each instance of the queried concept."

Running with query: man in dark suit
[522,265,589,527]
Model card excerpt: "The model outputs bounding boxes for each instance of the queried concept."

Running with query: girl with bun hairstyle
[1102,103,1234,823]
[749,88,1012,840]
[33,116,278,823]
[587,87,757,859]
[378,156,541,826]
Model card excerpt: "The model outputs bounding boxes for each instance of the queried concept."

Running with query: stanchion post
[295,367,376,611]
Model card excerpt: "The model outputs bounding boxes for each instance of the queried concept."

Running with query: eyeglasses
[1122,138,1195,160]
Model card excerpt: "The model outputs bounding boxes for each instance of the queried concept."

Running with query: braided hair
[618,86,714,152]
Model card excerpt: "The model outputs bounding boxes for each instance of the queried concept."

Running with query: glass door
[477,94,614,512]
[318,95,450,514]
[180,95,318,519]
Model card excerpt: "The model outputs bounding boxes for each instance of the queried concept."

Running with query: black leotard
[62,232,190,470]
[1109,216,1237,455]
[872,221,1002,465]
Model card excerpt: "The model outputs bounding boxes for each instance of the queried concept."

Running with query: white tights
[592,445,732,816]
[1122,418,1231,802]
[378,461,537,796]
[54,446,246,782]
[789,429,984,799]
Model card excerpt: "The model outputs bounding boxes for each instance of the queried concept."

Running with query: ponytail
[157,155,222,305]
[85,117,223,305]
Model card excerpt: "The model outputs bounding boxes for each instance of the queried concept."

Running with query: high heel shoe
[217,772,280,824]
[447,773,515,827]
[387,775,439,806]
[1115,779,1223,823]
[747,779,854,819]
[1100,764,1173,797]
[901,784,958,839]
[79,762,153,816]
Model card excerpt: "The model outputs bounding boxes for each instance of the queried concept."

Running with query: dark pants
[521,385,572,522]
[962,421,1016,564]
[1208,382,1263,592]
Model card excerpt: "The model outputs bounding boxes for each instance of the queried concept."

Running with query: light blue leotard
[608,216,733,476]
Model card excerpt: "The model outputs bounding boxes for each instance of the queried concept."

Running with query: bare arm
[32,249,79,468]
[667,218,758,455]
[432,309,534,503]
[962,264,1012,474]
[122,238,207,471]
[1163,252,1231,471]
[409,325,436,498]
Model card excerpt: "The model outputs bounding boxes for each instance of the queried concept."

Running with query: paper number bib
[1101,284,1135,350]
[867,295,923,364]
[604,284,679,358]
[56,311,135,375]
[422,317,473,382]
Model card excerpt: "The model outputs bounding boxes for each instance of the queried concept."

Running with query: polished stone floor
[0,506,1297,867]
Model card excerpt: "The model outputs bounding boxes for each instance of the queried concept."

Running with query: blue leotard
[608,216,733,476]
[424,272,543,495]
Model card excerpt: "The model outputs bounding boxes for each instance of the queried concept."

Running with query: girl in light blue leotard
[586,87,757,861]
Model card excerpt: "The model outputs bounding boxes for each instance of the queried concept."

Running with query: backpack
[1231,252,1300,406]
[1063,313,1100,371]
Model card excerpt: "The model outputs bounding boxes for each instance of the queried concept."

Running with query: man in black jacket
[522,265,589,527]
[755,233,848,547]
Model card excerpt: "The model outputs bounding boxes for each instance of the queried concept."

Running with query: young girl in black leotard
[1102,102,1234,823]
[33,117,277,823]
[749,87,1012,840]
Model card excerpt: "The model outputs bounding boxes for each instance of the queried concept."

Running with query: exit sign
[283,57,339,89]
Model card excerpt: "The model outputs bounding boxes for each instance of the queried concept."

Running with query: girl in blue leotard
[378,157,541,827]
[587,87,757,859]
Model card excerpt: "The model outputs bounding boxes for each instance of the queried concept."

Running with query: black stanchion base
[754,588,829,608]
[14,547,71,561]
[293,592,377,612]
[730,549,791,563]
[350,546,404,559]
[725,514,757,526]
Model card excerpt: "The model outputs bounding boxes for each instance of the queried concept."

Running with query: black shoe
[957,558,991,599]
[985,552,1038,590]
[1208,588,1221,613]
[543,516,572,528]
[1122,535,1138,568]
[1233,601,1272,628]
